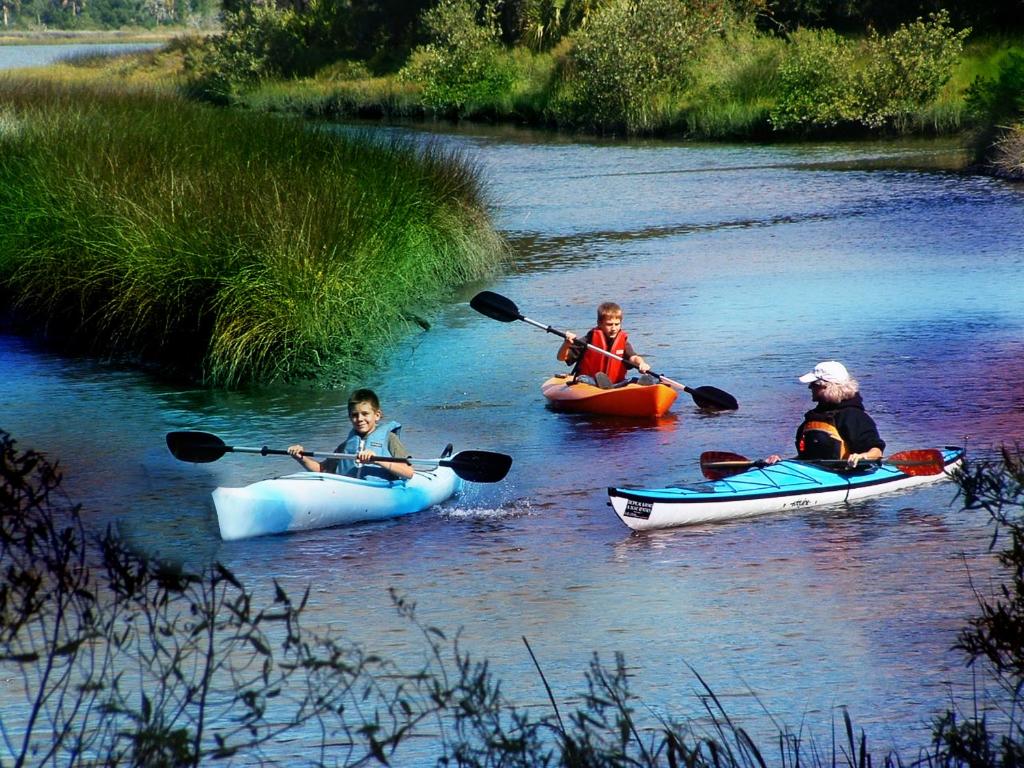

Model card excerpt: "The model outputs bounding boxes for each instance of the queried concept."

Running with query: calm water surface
[0,41,158,69]
[3,119,1024,761]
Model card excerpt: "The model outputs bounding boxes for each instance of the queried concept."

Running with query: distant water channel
[0,41,158,69]
[3,60,1024,761]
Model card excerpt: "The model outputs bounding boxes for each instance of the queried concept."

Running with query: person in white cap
[765,361,885,467]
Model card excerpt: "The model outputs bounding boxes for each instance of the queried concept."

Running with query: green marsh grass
[0,75,507,387]
[677,30,784,139]
[241,74,426,120]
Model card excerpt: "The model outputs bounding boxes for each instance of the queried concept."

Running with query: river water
[0,40,159,69]
[3,49,1024,762]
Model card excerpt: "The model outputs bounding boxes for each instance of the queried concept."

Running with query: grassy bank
[186,6,1020,174]
[237,31,1023,175]
[208,14,993,140]
[0,75,508,388]
[259,31,1009,141]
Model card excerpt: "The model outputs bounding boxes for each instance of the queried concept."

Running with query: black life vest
[798,418,848,460]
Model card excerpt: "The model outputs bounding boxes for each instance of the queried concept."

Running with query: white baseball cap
[798,361,850,384]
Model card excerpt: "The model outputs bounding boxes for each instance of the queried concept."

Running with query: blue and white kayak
[608,447,964,531]
[213,467,462,541]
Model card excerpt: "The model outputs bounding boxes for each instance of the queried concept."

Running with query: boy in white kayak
[557,301,654,389]
[288,388,414,479]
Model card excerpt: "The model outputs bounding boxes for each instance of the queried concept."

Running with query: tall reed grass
[0,75,507,387]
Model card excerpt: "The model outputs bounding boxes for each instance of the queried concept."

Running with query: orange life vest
[798,419,848,460]
[576,330,629,383]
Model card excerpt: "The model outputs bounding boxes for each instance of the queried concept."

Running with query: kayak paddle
[166,431,512,484]
[469,290,739,411]
[699,449,946,481]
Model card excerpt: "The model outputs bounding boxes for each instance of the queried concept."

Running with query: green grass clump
[240,74,427,120]
[0,76,508,387]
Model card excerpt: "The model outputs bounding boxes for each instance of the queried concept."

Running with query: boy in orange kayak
[557,301,653,389]
[288,388,414,479]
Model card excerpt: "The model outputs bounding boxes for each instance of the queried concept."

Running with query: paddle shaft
[203,443,445,469]
[704,459,935,469]
[165,431,513,483]
[701,448,945,477]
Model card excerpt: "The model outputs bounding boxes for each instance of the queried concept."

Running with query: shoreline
[0,28,198,46]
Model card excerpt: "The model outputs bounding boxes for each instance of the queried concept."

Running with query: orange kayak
[540,376,677,417]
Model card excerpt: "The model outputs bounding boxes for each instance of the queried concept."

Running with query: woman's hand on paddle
[288,444,305,460]
[764,454,782,465]
[847,448,883,467]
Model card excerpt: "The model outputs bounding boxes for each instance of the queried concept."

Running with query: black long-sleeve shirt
[794,393,885,455]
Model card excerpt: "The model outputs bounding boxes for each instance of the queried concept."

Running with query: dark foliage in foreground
[929,445,1024,766]
[3,427,1024,765]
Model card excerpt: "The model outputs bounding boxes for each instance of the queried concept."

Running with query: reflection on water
[2,128,1024,760]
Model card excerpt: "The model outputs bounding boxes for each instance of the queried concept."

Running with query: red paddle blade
[886,449,945,476]
[699,451,753,480]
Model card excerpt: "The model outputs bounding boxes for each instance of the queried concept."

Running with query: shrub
[183,3,306,103]
[989,123,1024,179]
[556,0,732,133]
[769,27,858,129]
[401,0,517,115]
[855,11,970,130]
[0,428,428,765]
[772,12,970,133]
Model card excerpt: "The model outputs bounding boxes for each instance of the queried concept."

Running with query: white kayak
[608,446,964,531]
[213,467,462,541]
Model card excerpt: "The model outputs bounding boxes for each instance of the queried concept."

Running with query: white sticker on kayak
[624,499,653,519]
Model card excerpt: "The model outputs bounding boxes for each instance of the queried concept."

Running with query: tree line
[6,0,1021,46]
[1,0,213,30]
[214,0,1021,64]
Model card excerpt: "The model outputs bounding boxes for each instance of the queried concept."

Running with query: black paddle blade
[166,431,229,463]
[470,291,522,323]
[442,450,513,483]
[689,386,739,411]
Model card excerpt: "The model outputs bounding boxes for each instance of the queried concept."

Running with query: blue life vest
[337,420,402,479]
